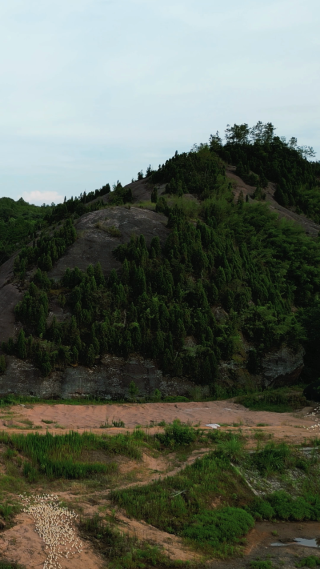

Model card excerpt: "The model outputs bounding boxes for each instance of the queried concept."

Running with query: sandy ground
[0,399,319,443]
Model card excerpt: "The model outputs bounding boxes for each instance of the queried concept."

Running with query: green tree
[17,329,27,359]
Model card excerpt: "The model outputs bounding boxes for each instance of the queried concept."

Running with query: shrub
[216,435,245,463]
[296,557,320,568]
[183,507,254,548]
[248,492,320,522]
[156,420,197,447]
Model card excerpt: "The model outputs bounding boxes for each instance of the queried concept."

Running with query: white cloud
[22,191,64,205]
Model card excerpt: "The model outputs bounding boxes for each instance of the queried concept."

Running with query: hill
[1,122,320,399]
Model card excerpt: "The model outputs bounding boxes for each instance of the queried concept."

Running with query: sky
[0,0,319,205]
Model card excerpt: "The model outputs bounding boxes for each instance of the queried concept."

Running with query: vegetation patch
[236,389,307,413]
[79,514,186,569]
[248,491,320,521]
[0,431,142,480]
[182,506,254,550]
[296,557,320,568]
[111,450,253,555]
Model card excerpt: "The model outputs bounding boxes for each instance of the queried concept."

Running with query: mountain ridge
[1,122,320,398]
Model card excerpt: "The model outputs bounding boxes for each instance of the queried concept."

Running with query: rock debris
[19,493,82,569]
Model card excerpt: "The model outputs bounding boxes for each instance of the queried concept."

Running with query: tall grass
[248,442,305,475]
[0,431,142,480]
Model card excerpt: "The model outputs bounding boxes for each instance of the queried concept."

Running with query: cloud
[21,190,64,205]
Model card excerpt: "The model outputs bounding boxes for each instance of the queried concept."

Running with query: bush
[156,420,197,447]
[216,435,245,463]
[296,557,320,568]
[183,507,254,548]
[248,492,320,522]
[248,498,275,520]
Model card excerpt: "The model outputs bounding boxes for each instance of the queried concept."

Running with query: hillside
[1,122,320,399]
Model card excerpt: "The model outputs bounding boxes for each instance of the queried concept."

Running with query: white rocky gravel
[19,493,83,569]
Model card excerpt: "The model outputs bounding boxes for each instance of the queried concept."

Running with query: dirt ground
[209,520,320,569]
[1,399,320,569]
[1,399,319,444]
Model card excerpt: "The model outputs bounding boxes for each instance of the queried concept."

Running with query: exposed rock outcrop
[260,345,305,388]
[0,343,305,399]
[49,206,169,280]
[0,355,195,399]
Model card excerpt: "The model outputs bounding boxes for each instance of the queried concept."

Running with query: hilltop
[1,122,320,400]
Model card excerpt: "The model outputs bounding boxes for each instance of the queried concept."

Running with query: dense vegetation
[2,123,320,388]
[208,122,320,221]
[0,197,48,266]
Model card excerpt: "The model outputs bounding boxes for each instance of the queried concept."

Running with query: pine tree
[86,344,96,367]
[17,329,27,359]
[37,306,46,337]
[94,262,105,286]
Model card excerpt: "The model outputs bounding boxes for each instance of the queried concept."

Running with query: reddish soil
[1,399,318,444]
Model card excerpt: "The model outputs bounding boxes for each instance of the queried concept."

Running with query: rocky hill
[1,122,320,399]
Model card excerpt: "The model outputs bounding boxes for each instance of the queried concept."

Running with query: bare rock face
[260,344,305,387]
[216,344,305,392]
[0,355,195,399]
[0,255,23,343]
[49,206,168,280]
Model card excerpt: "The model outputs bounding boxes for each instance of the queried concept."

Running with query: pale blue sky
[0,0,319,204]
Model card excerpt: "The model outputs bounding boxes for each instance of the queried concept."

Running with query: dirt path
[1,399,319,444]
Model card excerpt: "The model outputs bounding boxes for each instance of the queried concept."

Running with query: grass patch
[79,514,186,569]
[247,442,310,476]
[0,431,143,480]
[236,389,307,413]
